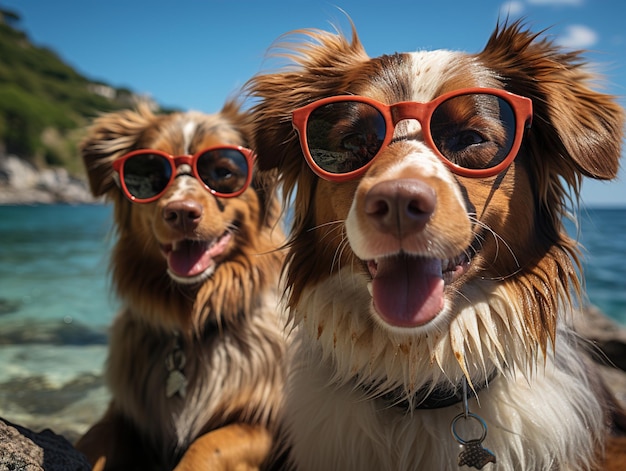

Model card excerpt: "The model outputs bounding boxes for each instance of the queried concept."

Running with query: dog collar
[373,371,499,411]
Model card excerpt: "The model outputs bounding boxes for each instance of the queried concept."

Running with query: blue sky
[3,0,625,207]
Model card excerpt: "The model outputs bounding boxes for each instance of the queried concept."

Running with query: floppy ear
[81,102,158,197]
[220,99,251,146]
[479,21,624,182]
[246,27,369,173]
[219,98,282,229]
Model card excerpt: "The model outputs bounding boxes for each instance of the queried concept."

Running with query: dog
[247,21,626,470]
[75,101,287,471]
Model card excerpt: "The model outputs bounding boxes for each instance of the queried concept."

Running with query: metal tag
[457,439,497,469]
[165,369,188,398]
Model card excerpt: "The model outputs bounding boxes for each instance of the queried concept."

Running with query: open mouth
[160,231,232,283]
[365,251,471,328]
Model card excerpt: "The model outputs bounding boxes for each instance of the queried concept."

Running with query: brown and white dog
[75,102,286,471]
[247,21,626,470]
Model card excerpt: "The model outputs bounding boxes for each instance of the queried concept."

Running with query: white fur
[407,50,461,100]
[284,269,604,470]
[167,165,198,202]
[182,118,198,155]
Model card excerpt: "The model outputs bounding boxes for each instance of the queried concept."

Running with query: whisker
[331,228,351,274]
[469,216,522,281]
[307,220,345,234]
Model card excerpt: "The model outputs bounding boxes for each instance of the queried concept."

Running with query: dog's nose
[163,200,203,233]
[364,179,436,236]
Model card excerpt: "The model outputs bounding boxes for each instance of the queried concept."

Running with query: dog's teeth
[367,281,373,297]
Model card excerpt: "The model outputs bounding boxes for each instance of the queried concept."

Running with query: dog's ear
[81,102,158,197]
[217,99,281,229]
[479,21,624,182]
[247,27,369,173]
[220,99,251,144]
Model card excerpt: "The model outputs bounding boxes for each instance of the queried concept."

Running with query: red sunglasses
[292,87,533,181]
[112,145,255,203]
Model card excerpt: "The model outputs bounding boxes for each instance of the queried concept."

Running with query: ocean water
[0,204,117,440]
[569,208,626,326]
[0,204,625,441]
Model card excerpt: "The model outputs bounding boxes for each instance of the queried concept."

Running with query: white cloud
[527,0,584,5]
[556,25,598,49]
[500,1,525,16]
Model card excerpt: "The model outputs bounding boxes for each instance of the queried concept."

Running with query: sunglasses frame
[112,145,255,203]
[292,87,533,181]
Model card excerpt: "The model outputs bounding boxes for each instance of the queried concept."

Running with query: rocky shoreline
[0,154,98,205]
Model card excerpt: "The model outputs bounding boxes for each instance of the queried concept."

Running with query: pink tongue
[167,234,231,278]
[168,240,213,277]
[371,254,444,327]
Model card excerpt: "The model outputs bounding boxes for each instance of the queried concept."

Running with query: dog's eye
[341,132,368,151]
[434,128,504,169]
[435,129,487,157]
[447,130,486,151]
[212,166,234,180]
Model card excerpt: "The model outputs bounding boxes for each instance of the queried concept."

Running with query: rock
[575,306,626,369]
[0,418,91,471]
[0,154,98,205]
[574,306,626,409]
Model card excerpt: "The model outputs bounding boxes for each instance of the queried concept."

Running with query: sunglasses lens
[430,94,516,171]
[122,153,171,200]
[196,149,250,195]
[305,101,386,174]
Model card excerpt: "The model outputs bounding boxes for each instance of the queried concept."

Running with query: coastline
[0,154,98,205]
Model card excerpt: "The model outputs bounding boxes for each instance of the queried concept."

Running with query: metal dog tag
[166,369,188,398]
[450,378,496,469]
[457,439,496,469]
[165,334,187,398]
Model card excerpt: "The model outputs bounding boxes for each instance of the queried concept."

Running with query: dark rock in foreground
[0,418,90,470]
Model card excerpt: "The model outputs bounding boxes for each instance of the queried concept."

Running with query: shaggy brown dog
[247,21,626,470]
[75,102,286,471]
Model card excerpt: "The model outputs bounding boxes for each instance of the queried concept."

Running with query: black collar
[372,371,499,412]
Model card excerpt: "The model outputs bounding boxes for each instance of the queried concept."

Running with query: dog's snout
[364,179,436,236]
[163,200,203,233]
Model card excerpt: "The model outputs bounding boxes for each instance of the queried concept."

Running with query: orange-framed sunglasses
[112,145,255,203]
[291,87,533,181]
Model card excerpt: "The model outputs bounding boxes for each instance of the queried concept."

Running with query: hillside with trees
[0,8,159,175]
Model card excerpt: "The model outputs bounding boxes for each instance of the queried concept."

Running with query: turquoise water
[0,204,117,440]
[0,205,117,328]
[0,204,624,440]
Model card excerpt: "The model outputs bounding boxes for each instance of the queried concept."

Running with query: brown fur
[247,21,626,470]
[75,102,287,470]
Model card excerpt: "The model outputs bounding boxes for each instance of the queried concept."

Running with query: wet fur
[75,102,286,470]
[247,22,626,470]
